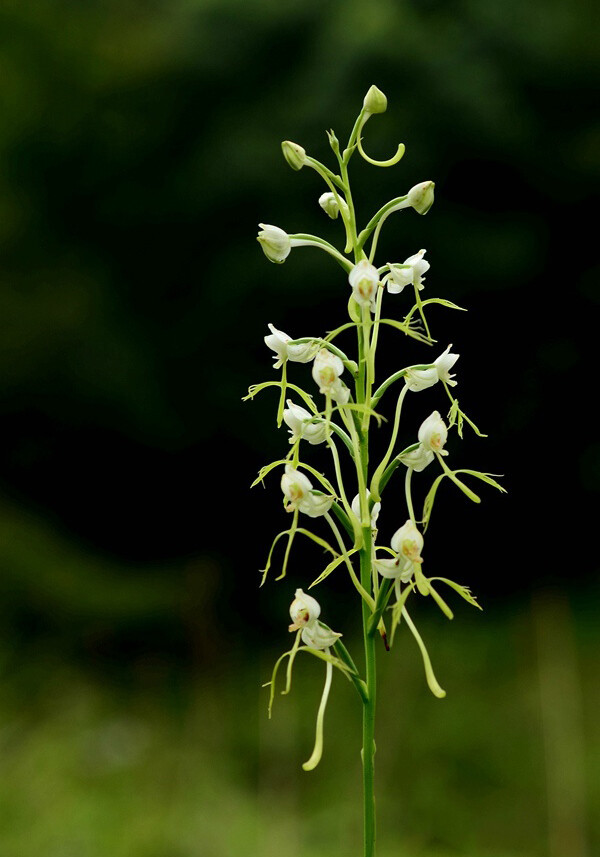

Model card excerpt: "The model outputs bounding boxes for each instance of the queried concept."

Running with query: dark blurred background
[0,1,598,855]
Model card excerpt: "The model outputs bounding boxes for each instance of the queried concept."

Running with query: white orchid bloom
[348,260,379,310]
[406,181,435,215]
[257,224,292,263]
[398,443,434,472]
[351,492,381,530]
[280,465,333,518]
[434,344,459,387]
[418,411,449,456]
[391,520,424,564]
[264,324,317,369]
[289,588,321,631]
[283,400,328,445]
[386,249,429,294]
[312,348,350,404]
[288,590,341,648]
[301,621,342,650]
[404,365,439,392]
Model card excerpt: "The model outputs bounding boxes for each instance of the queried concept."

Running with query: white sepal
[348,260,379,309]
[281,465,333,518]
[373,555,415,582]
[301,621,342,650]
[434,344,459,387]
[398,443,434,472]
[418,411,449,456]
[312,348,349,403]
[264,324,317,368]
[289,588,321,631]
[283,401,328,445]
[385,249,429,294]
[391,520,424,564]
[404,366,438,392]
[351,492,381,530]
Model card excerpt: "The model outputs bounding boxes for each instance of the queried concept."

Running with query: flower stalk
[248,86,504,857]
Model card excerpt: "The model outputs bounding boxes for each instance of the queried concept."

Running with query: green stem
[361,522,377,857]
[370,384,409,500]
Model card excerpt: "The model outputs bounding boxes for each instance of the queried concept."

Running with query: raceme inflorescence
[244,85,505,857]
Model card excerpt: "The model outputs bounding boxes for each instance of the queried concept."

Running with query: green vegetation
[1,600,597,856]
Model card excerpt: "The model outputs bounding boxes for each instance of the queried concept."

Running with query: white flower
[288,590,341,649]
[348,260,379,309]
[418,411,448,456]
[391,520,424,564]
[301,621,342,650]
[398,443,434,472]
[319,192,340,219]
[351,492,381,530]
[289,588,320,630]
[404,365,439,392]
[386,249,430,294]
[434,344,459,387]
[312,348,350,404]
[280,465,333,518]
[406,181,435,215]
[257,224,291,263]
[264,324,317,368]
[283,400,328,445]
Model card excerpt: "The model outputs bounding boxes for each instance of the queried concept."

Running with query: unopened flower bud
[363,85,387,115]
[281,140,306,171]
[406,181,435,215]
[319,192,340,220]
[257,224,291,264]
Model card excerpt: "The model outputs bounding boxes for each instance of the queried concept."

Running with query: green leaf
[390,582,415,644]
[428,583,454,620]
[309,549,358,588]
[379,318,432,344]
[243,381,318,414]
[455,470,506,493]
[429,577,483,611]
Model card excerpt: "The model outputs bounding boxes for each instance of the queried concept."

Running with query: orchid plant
[245,85,504,857]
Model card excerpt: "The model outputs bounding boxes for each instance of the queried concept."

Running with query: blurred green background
[0,0,598,855]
